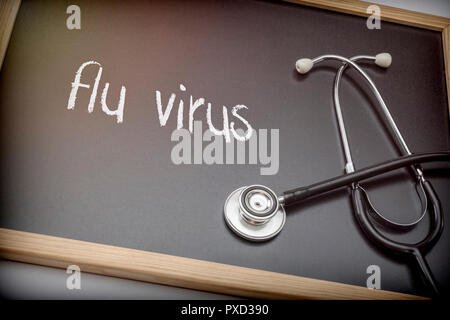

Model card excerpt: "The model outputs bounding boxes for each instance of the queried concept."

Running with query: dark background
[0,0,449,297]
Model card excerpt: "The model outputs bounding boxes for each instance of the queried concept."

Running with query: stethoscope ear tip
[295,58,314,74]
[375,53,392,68]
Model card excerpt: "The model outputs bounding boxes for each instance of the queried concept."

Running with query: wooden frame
[0,0,20,70]
[0,0,449,300]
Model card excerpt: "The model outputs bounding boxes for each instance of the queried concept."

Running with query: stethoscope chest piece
[224,185,286,241]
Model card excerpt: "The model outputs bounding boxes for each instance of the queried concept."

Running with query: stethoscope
[223,53,450,295]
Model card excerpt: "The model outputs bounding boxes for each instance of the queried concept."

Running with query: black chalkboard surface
[0,0,449,297]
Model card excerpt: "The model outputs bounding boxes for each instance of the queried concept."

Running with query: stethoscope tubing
[281,151,448,296]
[327,54,443,295]
[291,54,448,296]
[352,179,442,295]
[281,152,450,206]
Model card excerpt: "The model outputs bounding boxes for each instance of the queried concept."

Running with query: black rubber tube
[412,249,440,296]
[351,180,443,296]
[282,152,450,206]
[281,151,449,296]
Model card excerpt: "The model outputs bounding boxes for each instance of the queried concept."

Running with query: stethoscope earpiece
[295,58,314,74]
[295,52,392,75]
[224,185,286,241]
[374,52,392,68]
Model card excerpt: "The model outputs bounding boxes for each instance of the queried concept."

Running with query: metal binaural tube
[332,55,374,173]
[312,55,412,156]
[312,54,423,179]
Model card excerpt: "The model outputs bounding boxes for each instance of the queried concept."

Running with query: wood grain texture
[443,26,450,114]
[285,0,450,31]
[0,228,427,299]
[0,0,21,71]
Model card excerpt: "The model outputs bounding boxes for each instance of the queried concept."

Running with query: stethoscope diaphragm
[223,185,286,241]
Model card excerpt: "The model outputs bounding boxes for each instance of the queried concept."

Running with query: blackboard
[0,0,449,298]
